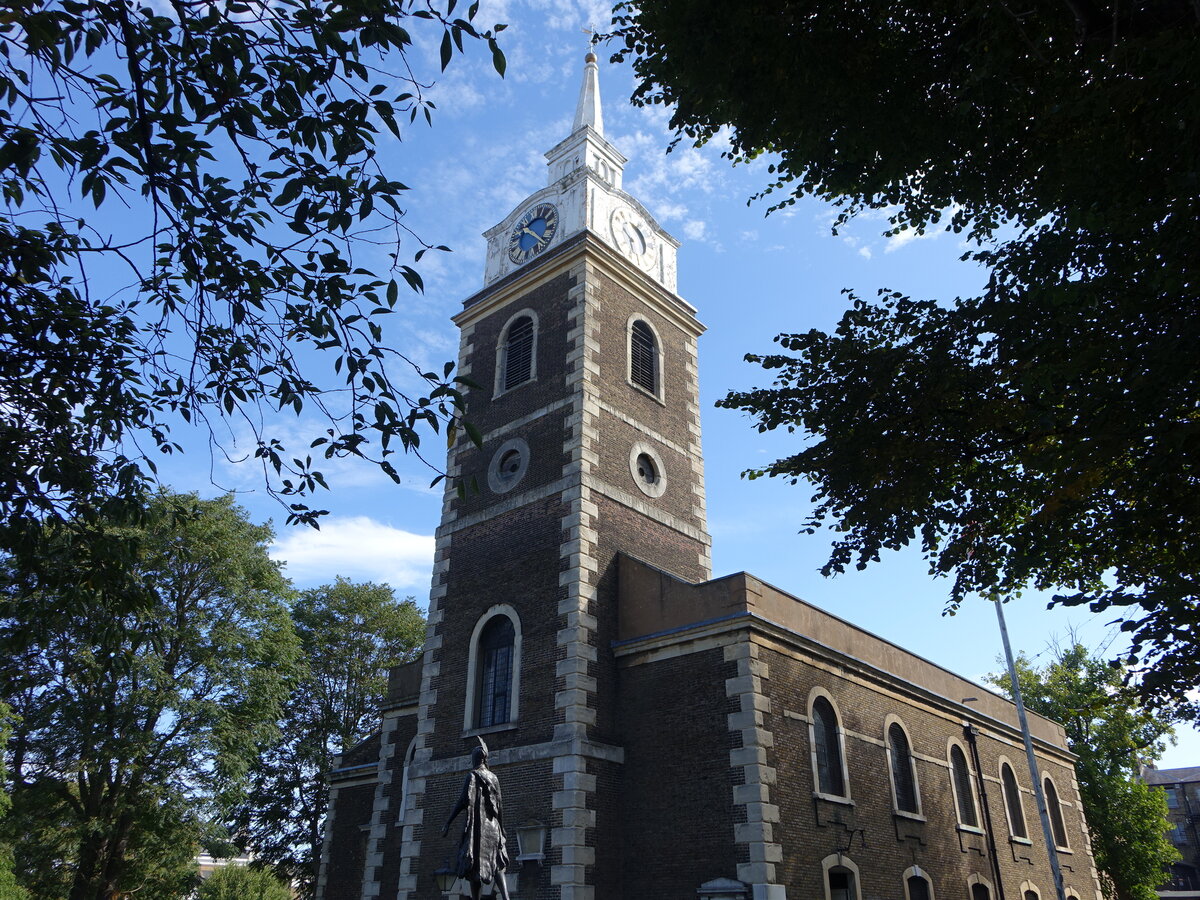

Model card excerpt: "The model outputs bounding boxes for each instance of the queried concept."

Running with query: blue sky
[147,0,1197,766]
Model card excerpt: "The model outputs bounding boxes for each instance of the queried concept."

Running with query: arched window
[1001,761,1028,839]
[1022,885,1040,900]
[950,743,979,828]
[905,873,933,900]
[811,695,847,797]
[396,737,418,825]
[822,854,862,900]
[475,615,515,727]
[463,606,522,732]
[496,311,536,393]
[629,319,658,394]
[968,874,993,900]
[1044,776,1070,849]
[888,721,920,814]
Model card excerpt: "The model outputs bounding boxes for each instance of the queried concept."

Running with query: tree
[0,2,505,558]
[612,2,1200,709]
[0,491,299,900]
[0,703,27,900]
[234,578,425,897]
[197,865,292,900]
[987,644,1179,900]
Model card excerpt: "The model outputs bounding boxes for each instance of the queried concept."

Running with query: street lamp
[434,859,457,894]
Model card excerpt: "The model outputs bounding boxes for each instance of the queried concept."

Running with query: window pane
[951,746,978,827]
[476,616,515,727]
[1002,763,1028,839]
[813,697,846,796]
[630,320,657,392]
[971,884,992,900]
[1045,778,1069,848]
[889,723,919,813]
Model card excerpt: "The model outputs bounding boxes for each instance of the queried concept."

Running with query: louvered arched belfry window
[501,314,535,391]
[629,319,657,394]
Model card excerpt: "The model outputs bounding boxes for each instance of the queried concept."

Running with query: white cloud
[884,227,933,253]
[271,516,435,593]
[858,246,872,259]
[682,219,708,241]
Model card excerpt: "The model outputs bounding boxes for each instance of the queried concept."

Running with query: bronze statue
[442,737,511,899]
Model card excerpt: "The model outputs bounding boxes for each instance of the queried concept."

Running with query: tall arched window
[968,875,993,900]
[1001,761,1028,839]
[811,695,847,797]
[1044,776,1070,849]
[950,744,979,828]
[629,319,658,394]
[499,313,535,391]
[475,615,515,727]
[888,721,920,814]
[493,309,537,396]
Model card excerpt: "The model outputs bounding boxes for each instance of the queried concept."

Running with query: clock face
[507,203,559,264]
[609,206,654,270]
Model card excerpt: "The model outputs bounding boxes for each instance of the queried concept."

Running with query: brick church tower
[318,50,1100,900]
[342,50,711,900]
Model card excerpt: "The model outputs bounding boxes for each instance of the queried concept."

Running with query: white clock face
[609,207,655,270]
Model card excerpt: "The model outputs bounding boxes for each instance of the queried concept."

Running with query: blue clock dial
[508,203,559,263]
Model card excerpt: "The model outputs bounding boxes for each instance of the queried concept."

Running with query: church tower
[355,50,711,900]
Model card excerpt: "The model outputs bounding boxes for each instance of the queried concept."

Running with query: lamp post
[994,596,1067,900]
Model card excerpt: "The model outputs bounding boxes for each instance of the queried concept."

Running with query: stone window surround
[395,737,418,825]
[820,853,863,900]
[947,737,984,834]
[967,873,995,900]
[487,437,531,495]
[493,307,539,398]
[998,755,1032,843]
[462,604,523,734]
[903,865,935,900]
[807,686,852,803]
[626,312,665,404]
[1041,771,1073,852]
[628,440,667,499]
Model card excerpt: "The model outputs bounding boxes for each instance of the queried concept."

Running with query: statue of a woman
[442,738,511,899]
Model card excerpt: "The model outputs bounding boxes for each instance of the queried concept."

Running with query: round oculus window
[628,441,667,498]
[487,438,530,494]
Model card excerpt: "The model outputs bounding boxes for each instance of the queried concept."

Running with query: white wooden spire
[572,48,603,135]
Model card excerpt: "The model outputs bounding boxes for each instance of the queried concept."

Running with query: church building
[316,53,1102,900]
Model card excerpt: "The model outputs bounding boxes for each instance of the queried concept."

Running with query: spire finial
[573,32,603,135]
[582,24,598,63]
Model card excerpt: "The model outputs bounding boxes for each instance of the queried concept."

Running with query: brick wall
[758,640,1094,899]
[616,644,740,898]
